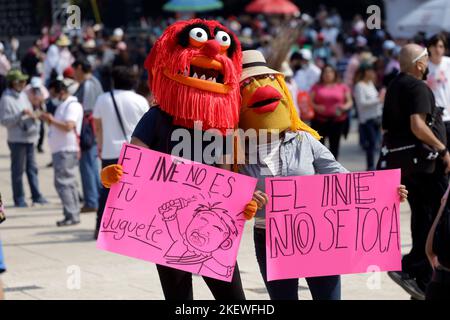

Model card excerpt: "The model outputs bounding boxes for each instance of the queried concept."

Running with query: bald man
[379,43,449,300]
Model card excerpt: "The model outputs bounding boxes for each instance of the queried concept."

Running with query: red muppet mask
[145,19,242,134]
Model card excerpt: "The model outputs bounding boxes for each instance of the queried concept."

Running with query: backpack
[79,112,96,151]
[74,81,97,151]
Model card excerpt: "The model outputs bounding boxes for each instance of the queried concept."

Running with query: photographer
[0,70,47,207]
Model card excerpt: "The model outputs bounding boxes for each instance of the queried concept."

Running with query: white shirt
[48,96,83,154]
[353,81,383,124]
[294,63,321,92]
[93,90,149,160]
[427,56,450,122]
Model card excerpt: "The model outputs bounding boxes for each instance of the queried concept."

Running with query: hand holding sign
[97,144,257,282]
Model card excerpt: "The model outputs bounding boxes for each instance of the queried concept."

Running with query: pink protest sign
[265,170,402,281]
[97,144,257,282]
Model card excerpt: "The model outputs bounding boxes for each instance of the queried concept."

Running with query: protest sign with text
[265,169,401,280]
[97,144,257,282]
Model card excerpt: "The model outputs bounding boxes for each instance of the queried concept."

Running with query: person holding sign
[100,19,257,300]
[237,50,408,300]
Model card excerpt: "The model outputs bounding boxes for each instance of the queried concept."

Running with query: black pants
[402,170,448,290]
[156,263,246,300]
[426,269,450,300]
[311,119,346,160]
[96,158,118,232]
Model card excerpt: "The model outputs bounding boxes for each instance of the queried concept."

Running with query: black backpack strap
[110,91,127,140]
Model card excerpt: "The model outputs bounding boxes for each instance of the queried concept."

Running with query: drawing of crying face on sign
[186,204,238,253]
[159,199,242,278]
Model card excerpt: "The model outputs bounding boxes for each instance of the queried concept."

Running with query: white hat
[299,48,312,61]
[383,40,396,51]
[83,39,96,49]
[113,28,124,39]
[30,77,43,89]
[281,61,293,77]
[241,50,281,82]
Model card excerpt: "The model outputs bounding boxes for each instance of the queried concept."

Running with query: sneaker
[15,202,28,208]
[33,197,49,205]
[81,207,97,213]
[387,271,425,300]
[56,218,80,227]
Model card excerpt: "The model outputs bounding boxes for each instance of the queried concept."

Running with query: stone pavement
[0,124,412,300]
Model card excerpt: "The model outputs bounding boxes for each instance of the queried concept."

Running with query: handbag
[377,132,438,175]
[377,106,445,175]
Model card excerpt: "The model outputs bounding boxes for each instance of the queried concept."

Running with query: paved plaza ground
[0,124,412,300]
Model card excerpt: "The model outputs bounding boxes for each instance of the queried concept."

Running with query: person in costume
[99,19,257,300]
[237,50,408,300]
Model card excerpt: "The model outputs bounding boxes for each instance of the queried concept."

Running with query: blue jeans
[0,239,6,273]
[359,117,382,171]
[254,227,341,300]
[8,142,44,205]
[79,144,101,208]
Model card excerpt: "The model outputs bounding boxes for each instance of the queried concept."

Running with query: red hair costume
[144,19,242,134]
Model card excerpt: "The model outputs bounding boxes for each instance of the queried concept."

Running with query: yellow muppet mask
[239,50,320,139]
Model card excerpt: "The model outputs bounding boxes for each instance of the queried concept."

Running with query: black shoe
[56,218,80,227]
[37,146,44,153]
[387,271,425,300]
[46,162,53,168]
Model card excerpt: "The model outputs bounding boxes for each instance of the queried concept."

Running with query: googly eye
[189,27,208,43]
[215,31,231,47]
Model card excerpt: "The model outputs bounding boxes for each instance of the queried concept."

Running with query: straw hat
[240,50,281,82]
[56,34,71,47]
[6,69,29,82]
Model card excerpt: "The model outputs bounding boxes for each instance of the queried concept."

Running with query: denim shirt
[239,130,348,228]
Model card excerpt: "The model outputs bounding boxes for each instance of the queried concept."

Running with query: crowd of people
[0,4,449,300]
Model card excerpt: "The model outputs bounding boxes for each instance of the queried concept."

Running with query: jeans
[402,170,448,290]
[0,239,6,273]
[359,117,382,170]
[8,142,44,205]
[156,263,245,300]
[52,152,80,221]
[254,228,341,300]
[79,144,101,208]
[311,119,346,160]
[96,158,118,232]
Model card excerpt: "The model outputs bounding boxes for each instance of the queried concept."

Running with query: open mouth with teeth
[163,56,230,94]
